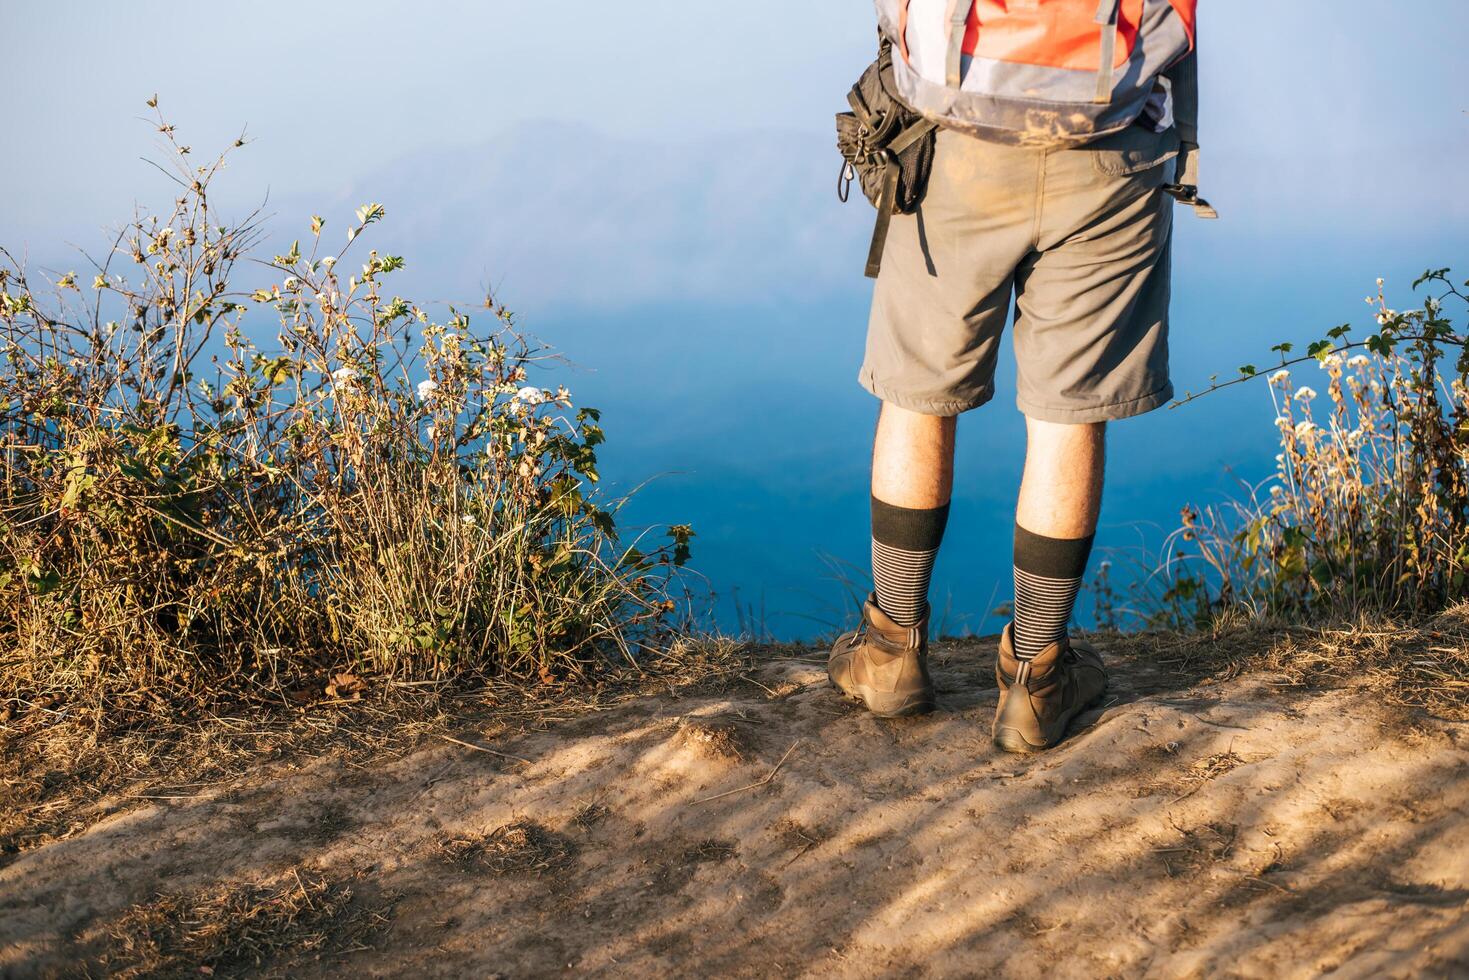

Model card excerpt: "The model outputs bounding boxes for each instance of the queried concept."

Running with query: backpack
[875,0,1198,147]
[836,40,940,278]
[842,0,1213,278]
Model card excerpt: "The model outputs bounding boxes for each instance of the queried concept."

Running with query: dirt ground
[3,630,1468,979]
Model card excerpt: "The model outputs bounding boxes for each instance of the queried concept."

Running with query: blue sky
[3,0,1467,261]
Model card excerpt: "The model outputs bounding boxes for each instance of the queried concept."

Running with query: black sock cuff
[871,496,950,552]
[1014,523,1094,579]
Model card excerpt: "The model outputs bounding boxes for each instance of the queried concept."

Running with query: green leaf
[1412,267,1449,289]
[668,524,695,567]
[354,203,385,225]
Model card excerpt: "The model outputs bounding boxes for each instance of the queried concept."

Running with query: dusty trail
[3,634,1467,978]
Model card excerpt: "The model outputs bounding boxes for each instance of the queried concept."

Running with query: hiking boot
[828,595,935,718]
[992,623,1107,753]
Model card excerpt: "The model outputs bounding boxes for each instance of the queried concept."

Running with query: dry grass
[1147,272,1469,626]
[1153,820,1239,879]
[436,820,576,877]
[98,867,391,979]
[0,108,694,720]
[681,838,740,864]
[1111,601,1469,720]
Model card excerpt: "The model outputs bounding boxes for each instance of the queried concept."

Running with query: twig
[693,739,800,805]
[292,868,316,910]
[783,836,819,867]
[436,733,531,765]
[1191,716,1250,731]
[739,674,781,697]
[1243,874,1291,894]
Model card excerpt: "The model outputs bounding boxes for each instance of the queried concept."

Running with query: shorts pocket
[1089,122,1181,176]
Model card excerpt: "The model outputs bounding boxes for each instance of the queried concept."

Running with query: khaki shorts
[860,122,1180,422]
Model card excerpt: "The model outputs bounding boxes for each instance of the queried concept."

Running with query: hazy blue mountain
[297,120,868,312]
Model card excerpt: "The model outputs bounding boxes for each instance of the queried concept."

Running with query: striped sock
[1012,523,1095,660]
[871,496,950,627]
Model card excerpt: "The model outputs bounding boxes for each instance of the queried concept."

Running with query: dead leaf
[324,672,365,699]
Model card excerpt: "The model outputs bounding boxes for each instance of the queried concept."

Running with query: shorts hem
[859,370,995,417]
[1016,382,1174,423]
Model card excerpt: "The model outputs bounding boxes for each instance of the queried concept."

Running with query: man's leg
[1012,417,1105,657]
[826,402,951,717]
[870,402,955,626]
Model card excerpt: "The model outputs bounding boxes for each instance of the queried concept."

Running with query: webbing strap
[865,153,902,279]
[847,87,876,130]
[889,117,937,156]
[1164,141,1219,218]
[1093,0,1120,104]
[945,0,972,88]
[862,119,937,280]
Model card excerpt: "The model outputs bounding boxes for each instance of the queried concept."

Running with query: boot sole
[828,676,935,719]
[993,725,1051,754]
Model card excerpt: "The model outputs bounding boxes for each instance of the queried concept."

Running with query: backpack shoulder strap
[945,1,972,88]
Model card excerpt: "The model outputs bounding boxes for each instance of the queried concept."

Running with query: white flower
[1376,277,1384,287]
[1293,386,1317,402]
[417,379,438,401]
[1294,420,1317,438]
[1269,369,1290,384]
[321,255,337,269]
[1274,415,1292,430]
[282,276,298,289]
[1376,309,1397,325]
[513,385,547,406]
[331,366,359,384]
[462,514,476,527]
[1270,485,1284,497]
[1319,353,1342,370]
[1347,354,1371,368]
[426,425,436,440]
[1274,453,1286,464]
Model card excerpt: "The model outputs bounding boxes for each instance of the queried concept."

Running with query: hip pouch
[836,37,937,279]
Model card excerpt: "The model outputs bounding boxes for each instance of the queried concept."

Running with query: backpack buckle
[1164,182,1218,219]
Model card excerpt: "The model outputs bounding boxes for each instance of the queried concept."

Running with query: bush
[0,113,693,713]
[1137,270,1469,627]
